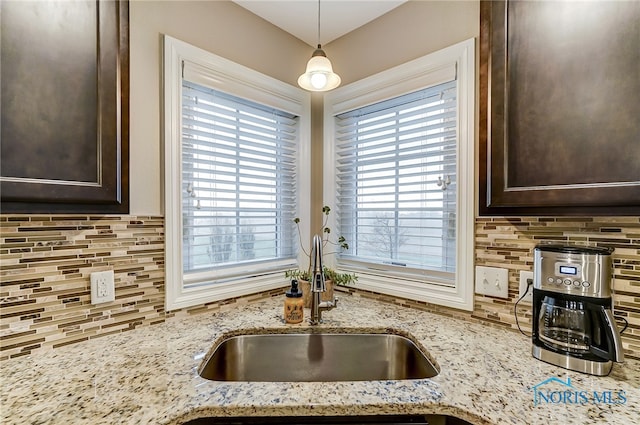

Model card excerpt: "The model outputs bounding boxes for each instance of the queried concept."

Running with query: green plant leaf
[286,205,356,285]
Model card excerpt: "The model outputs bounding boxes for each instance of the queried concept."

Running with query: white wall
[128,0,310,215]
[326,1,479,85]
[128,0,480,216]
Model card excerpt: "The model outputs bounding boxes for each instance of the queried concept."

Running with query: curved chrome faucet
[309,234,338,324]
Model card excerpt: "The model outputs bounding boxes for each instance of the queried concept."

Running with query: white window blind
[335,80,457,284]
[181,81,298,285]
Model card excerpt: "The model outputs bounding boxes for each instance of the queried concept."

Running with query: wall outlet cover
[518,270,534,303]
[91,270,115,304]
[475,266,509,299]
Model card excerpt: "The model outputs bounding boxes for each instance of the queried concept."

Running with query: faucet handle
[319,297,338,311]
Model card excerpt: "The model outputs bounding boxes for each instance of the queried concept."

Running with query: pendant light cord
[317,0,321,47]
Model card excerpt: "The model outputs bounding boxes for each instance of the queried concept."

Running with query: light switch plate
[475,266,509,299]
[90,270,115,304]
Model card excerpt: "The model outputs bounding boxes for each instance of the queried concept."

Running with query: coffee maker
[532,244,624,376]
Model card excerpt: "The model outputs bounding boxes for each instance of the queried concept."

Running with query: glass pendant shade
[298,46,341,92]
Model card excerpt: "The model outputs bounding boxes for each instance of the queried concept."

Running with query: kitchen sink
[198,331,439,382]
[184,414,473,424]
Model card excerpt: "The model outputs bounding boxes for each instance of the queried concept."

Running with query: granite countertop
[1,293,638,425]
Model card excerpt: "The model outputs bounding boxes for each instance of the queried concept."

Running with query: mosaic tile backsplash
[1,215,639,361]
[0,216,166,360]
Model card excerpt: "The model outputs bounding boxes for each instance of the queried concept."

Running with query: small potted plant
[285,206,357,307]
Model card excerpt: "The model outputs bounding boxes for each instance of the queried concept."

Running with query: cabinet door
[0,0,129,213]
[479,0,640,216]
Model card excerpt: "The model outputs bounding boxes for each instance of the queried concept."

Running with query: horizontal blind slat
[336,142,457,168]
[182,122,298,151]
[183,150,296,173]
[182,110,297,137]
[336,107,457,142]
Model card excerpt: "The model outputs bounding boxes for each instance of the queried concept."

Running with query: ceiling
[233,1,407,47]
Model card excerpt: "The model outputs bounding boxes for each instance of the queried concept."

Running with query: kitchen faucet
[309,234,338,324]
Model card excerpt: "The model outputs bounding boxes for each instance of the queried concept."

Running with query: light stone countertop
[1,293,638,425]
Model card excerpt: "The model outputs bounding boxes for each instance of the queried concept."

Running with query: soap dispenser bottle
[284,280,304,324]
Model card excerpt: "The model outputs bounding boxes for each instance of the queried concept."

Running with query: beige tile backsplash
[1,215,638,361]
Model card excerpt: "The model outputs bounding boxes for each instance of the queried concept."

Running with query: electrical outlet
[475,266,509,299]
[518,270,534,303]
[91,270,115,304]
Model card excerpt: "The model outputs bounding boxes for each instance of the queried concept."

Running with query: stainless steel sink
[198,332,438,382]
[184,414,472,424]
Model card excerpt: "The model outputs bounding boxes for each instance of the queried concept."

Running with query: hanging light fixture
[298,0,341,92]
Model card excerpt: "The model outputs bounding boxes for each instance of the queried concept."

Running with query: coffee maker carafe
[532,244,624,376]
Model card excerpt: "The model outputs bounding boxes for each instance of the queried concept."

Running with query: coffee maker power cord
[618,315,629,334]
[514,278,534,337]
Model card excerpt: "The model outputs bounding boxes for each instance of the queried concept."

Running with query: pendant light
[298,0,341,92]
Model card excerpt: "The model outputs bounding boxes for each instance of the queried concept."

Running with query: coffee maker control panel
[544,262,591,287]
[534,244,613,298]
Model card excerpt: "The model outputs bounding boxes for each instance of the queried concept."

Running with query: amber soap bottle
[284,280,304,324]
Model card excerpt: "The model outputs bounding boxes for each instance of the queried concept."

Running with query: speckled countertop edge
[1,293,638,425]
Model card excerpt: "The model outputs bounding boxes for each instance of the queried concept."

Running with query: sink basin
[184,414,472,424]
[198,331,438,382]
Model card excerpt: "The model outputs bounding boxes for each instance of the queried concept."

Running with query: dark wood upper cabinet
[479,1,640,216]
[0,0,129,214]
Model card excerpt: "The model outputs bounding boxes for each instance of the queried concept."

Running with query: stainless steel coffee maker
[532,244,625,376]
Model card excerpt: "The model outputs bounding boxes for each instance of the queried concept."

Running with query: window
[324,39,475,310]
[181,83,298,275]
[335,80,458,275]
[164,36,310,310]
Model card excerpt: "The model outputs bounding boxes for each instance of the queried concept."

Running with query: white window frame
[323,38,475,311]
[163,35,310,311]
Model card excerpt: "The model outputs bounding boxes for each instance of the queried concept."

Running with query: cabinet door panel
[479,0,640,216]
[0,0,129,213]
